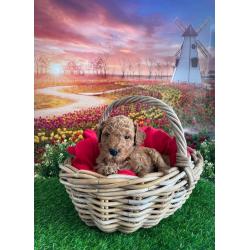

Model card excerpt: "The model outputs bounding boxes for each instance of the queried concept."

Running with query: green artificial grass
[35,178,215,250]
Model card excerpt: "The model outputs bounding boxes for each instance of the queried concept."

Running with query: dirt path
[35,86,107,118]
[34,86,133,118]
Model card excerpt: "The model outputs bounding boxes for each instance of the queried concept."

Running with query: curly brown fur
[129,147,170,177]
[95,115,170,176]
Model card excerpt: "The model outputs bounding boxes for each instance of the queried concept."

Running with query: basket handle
[98,95,195,187]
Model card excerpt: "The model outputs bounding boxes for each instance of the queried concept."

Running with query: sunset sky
[35,0,215,74]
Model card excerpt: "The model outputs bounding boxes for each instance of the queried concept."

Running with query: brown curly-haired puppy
[95,115,170,177]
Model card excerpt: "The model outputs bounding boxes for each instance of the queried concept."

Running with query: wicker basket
[59,95,204,233]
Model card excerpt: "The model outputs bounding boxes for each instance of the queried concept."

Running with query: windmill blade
[196,41,208,57]
[175,43,183,57]
[196,40,210,57]
[175,47,181,57]
[196,18,209,34]
[174,18,187,32]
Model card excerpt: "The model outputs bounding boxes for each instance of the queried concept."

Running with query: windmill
[171,18,210,84]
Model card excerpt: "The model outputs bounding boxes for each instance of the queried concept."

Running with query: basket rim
[59,150,203,188]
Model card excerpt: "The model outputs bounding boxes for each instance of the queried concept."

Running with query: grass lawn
[35,93,74,110]
[35,178,215,250]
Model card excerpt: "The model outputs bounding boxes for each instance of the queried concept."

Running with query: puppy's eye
[104,132,110,137]
[124,135,130,139]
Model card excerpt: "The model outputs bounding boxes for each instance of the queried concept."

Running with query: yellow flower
[34,136,39,143]
[41,136,48,142]
[78,135,83,140]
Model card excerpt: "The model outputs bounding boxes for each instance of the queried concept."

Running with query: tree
[91,53,110,77]
[155,62,163,79]
[136,59,142,79]
[92,58,98,75]
[101,53,109,77]
[90,59,98,75]
[164,55,175,79]
[127,60,135,77]
[145,58,155,79]
[119,58,127,78]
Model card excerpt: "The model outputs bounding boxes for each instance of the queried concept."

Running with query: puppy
[95,115,170,177]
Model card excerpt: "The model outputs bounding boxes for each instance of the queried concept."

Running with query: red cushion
[141,127,177,166]
[67,127,192,176]
[117,169,136,176]
[67,129,99,171]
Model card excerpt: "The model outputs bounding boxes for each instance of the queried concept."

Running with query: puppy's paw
[137,170,148,177]
[104,165,119,175]
[131,164,148,177]
[96,166,106,176]
[97,165,118,176]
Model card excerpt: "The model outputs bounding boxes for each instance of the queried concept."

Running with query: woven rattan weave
[59,95,203,233]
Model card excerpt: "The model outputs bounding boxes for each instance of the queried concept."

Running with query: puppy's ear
[134,122,146,146]
[97,121,105,142]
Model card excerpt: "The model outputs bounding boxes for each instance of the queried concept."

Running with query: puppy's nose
[109,148,118,156]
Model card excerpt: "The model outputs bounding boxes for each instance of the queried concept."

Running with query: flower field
[144,84,215,129]
[99,86,161,100]
[34,83,215,164]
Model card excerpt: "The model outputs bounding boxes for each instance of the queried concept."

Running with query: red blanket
[67,127,193,176]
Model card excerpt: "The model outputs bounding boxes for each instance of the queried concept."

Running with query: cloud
[35,0,95,46]
[35,0,211,65]
[52,0,163,34]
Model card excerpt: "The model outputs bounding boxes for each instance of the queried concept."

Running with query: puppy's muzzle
[109,148,118,157]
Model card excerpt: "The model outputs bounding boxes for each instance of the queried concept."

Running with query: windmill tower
[171,19,210,84]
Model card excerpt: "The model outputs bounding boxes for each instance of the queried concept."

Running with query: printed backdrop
[34,0,215,170]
